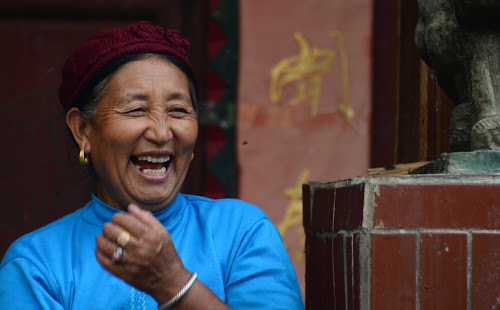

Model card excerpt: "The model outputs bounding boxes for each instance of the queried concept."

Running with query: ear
[66,107,92,153]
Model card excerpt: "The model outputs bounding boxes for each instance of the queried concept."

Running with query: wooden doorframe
[371,0,454,168]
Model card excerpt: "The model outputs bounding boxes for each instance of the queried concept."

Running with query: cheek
[182,122,198,146]
[92,121,143,152]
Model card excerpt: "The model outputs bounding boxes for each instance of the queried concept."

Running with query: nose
[143,114,173,145]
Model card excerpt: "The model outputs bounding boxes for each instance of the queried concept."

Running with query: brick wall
[303,175,500,310]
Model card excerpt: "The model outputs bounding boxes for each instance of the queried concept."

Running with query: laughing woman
[0,22,302,309]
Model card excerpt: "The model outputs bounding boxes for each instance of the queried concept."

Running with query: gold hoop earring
[191,153,194,161]
[79,149,90,165]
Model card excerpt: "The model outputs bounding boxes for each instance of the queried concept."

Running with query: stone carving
[415,0,500,151]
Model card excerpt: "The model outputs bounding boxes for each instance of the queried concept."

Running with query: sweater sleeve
[0,256,65,310]
[225,219,303,310]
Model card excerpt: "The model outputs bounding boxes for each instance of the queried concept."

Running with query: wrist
[153,267,192,305]
[158,272,198,309]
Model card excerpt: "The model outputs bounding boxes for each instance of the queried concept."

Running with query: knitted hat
[58,21,193,111]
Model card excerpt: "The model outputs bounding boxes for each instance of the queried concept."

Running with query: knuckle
[112,212,126,223]
[102,222,116,237]
[126,264,141,274]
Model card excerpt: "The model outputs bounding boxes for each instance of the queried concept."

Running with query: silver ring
[112,247,123,264]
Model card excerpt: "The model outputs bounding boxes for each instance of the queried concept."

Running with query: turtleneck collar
[81,193,188,230]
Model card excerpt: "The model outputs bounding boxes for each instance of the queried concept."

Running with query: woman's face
[87,56,198,211]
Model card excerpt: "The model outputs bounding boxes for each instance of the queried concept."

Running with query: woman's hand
[95,204,191,304]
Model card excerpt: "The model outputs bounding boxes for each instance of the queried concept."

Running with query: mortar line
[350,235,355,310]
[358,229,370,310]
[332,235,336,309]
[343,234,348,310]
[362,181,375,229]
[308,184,314,229]
[416,231,421,310]
[332,188,337,309]
[370,228,500,234]
[304,227,478,239]
[360,182,374,310]
[467,232,472,310]
[368,175,500,185]
[332,187,336,235]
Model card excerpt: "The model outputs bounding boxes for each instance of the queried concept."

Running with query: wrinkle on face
[86,57,198,211]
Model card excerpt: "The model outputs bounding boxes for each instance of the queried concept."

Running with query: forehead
[96,57,191,109]
[112,57,188,86]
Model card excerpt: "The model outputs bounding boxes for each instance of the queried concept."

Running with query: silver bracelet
[158,272,198,310]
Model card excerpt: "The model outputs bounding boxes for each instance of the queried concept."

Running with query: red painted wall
[237,0,373,301]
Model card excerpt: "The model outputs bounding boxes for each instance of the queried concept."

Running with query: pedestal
[303,175,500,309]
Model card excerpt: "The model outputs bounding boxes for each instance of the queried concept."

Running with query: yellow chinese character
[277,169,310,262]
[331,30,354,120]
[270,31,354,120]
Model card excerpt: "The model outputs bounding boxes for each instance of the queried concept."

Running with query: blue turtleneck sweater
[0,193,303,309]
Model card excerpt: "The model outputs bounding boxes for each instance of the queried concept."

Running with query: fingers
[109,204,163,238]
[98,222,141,266]
[110,212,147,238]
[94,203,184,296]
[102,221,132,247]
[128,203,164,231]
[117,230,131,247]
[97,204,170,267]
[95,229,144,271]
[95,233,125,268]
[94,243,132,276]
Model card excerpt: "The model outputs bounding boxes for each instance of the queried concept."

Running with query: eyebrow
[123,93,148,103]
[168,91,191,103]
[121,91,191,104]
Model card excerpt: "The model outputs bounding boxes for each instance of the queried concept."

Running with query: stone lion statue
[415,0,500,151]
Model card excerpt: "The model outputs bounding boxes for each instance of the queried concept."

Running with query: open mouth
[131,155,171,175]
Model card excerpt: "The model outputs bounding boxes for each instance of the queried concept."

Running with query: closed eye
[124,108,147,116]
[172,107,188,113]
[167,106,194,118]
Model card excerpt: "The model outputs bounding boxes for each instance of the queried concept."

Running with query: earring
[191,153,194,161]
[79,149,90,165]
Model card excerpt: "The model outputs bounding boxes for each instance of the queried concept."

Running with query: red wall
[238,0,374,301]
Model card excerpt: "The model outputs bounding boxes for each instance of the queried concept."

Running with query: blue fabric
[0,193,303,309]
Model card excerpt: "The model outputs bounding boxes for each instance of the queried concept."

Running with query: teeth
[143,167,167,175]
[137,155,171,163]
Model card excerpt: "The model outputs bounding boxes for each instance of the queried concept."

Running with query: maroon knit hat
[58,21,193,111]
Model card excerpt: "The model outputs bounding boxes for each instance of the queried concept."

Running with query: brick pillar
[303,175,500,310]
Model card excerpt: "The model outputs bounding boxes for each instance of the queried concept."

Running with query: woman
[0,22,303,309]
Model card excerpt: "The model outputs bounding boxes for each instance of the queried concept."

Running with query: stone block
[420,233,467,310]
[371,233,417,310]
[304,175,500,309]
[471,233,500,309]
